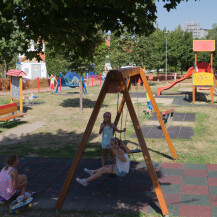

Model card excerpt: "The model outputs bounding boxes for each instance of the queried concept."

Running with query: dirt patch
[0,121,46,145]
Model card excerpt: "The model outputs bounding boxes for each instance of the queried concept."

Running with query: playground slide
[157,67,194,96]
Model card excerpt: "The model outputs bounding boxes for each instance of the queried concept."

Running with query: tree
[45,44,69,76]
[110,30,135,69]
[0,0,199,109]
[93,39,109,74]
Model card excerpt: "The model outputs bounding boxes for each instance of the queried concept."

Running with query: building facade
[184,22,208,39]
[18,41,48,79]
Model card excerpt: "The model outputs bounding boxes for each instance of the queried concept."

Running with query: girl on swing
[76,137,130,186]
[99,112,126,167]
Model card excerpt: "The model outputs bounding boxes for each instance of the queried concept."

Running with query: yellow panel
[193,73,213,85]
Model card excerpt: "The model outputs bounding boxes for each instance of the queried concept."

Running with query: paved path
[0,156,217,216]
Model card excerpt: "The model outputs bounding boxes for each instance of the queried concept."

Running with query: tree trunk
[4,60,7,77]
[80,74,83,112]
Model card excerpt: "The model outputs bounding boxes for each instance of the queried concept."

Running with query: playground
[1,41,217,217]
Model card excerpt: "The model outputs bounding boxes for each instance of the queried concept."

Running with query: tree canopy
[0,0,198,64]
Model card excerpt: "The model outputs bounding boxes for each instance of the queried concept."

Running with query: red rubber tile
[208,178,217,186]
[181,185,209,195]
[210,195,217,206]
[179,205,211,217]
[161,162,184,170]
[207,164,217,171]
[164,193,180,204]
[183,169,207,177]
[159,175,182,185]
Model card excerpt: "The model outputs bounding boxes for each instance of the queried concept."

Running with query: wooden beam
[140,68,177,160]
[10,77,13,104]
[193,85,196,103]
[109,67,140,79]
[119,74,169,216]
[114,78,131,127]
[19,77,23,112]
[210,85,214,103]
[55,75,111,210]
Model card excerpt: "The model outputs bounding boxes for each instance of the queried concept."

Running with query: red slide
[157,67,194,96]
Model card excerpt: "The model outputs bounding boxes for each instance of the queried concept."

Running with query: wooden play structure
[55,67,177,216]
[6,69,27,112]
[192,40,215,103]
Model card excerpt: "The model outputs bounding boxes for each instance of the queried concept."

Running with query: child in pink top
[0,155,31,202]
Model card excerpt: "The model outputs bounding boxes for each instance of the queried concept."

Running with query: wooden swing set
[55,67,177,216]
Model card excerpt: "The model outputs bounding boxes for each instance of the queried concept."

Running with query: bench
[0,103,26,122]
[161,108,175,124]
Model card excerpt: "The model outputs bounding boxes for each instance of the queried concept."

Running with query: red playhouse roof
[193,40,215,52]
[6,69,27,77]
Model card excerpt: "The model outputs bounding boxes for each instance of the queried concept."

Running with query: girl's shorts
[102,144,110,149]
[147,101,153,110]
[115,167,127,177]
[50,83,54,89]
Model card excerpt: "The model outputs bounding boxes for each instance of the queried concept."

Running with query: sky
[156,0,217,31]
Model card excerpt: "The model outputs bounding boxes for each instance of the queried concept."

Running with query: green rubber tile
[211,207,217,217]
[182,176,208,185]
[147,202,162,214]
[181,194,210,206]
[208,170,217,178]
[167,204,180,216]
[184,163,206,170]
[161,184,181,194]
[161,168,183,176]
[209,186,217,195]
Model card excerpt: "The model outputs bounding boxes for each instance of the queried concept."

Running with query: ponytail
[4,154,17,170]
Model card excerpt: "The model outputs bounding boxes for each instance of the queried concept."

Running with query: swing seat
[130,148,142,154]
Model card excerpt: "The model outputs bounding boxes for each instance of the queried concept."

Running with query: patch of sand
[155,98,173,105]
[0,121,46,145]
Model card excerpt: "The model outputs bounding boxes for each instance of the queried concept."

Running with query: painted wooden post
[92,75,93,86]
[120,76,169,216]
[60,77,61,91]
[20,77,23,112]
[140,68,177,160]
[55,75,111,210]
[10,77,13,103]
[38,77,40,93]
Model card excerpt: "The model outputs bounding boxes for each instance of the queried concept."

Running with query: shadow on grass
[0,129,102,158]
[60,98,108,108]
[125,139,174,160]
[0,129,169,214]
[0,120,28,130]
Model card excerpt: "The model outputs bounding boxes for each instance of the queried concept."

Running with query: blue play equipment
[57,71,87,94]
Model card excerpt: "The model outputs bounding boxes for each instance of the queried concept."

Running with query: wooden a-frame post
[55,67,171,216]
[114,67,177,160]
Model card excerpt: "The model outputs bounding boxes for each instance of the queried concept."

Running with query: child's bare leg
[102,149,108,167]
[17,175,27,195]
[86,165,116,183]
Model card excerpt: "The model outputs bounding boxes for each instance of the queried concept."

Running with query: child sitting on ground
[0,154,34,204]
[76,138,131,186]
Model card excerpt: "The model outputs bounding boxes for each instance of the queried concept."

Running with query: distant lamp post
[165,31,168,82]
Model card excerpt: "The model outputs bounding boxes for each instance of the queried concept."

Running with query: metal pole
[165,33,168,82]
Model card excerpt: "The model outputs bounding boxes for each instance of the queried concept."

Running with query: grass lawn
[0,80,217,165]
[0,80,217,217]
